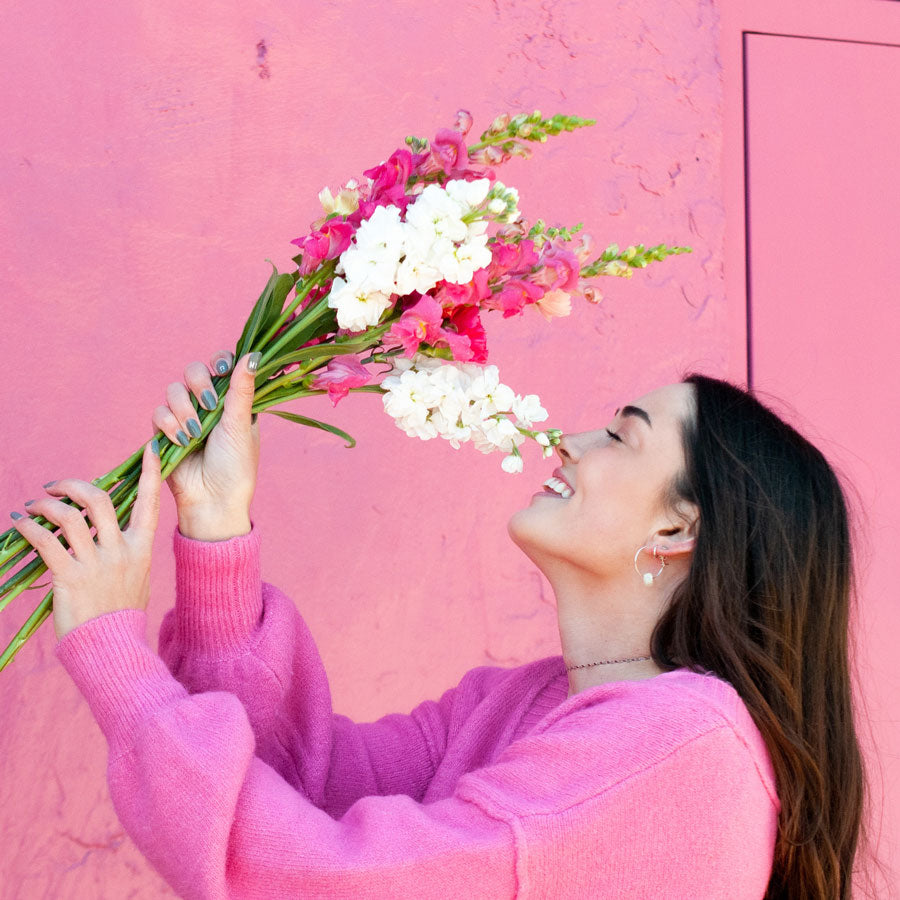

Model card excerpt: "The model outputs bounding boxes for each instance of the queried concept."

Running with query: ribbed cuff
[54,608,188,758]
[171,518,263,655]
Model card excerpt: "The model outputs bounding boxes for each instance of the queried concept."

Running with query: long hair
[648,373,887,899]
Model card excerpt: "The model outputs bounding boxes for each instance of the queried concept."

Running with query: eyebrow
[614,405,653,429]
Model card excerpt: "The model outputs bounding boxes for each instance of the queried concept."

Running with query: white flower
[511,394,548,427]
[487,198,506,215]
[445,177,491,210]
[536,432,551,447]
[394,253,443,296]
[405,184,468,243]
[327,277,394,332]
[501,452,524,474]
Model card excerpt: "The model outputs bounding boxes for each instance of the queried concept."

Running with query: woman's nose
[556,434,577,463]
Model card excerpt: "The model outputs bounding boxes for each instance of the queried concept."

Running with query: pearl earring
[634,544,667,586]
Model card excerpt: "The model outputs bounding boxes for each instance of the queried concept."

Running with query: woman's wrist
[176,506,252,542]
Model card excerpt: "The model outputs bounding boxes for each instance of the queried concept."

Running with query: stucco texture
[0,0,723,895]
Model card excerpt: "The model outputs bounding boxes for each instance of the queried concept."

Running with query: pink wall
[1,1,726,895]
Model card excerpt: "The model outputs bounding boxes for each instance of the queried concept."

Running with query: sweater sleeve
[158,520,505,818]
[55,609,517,900]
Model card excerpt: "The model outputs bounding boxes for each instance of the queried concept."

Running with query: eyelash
[605,428,622,443]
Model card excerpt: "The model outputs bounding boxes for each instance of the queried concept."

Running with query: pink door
[745,30,900,890]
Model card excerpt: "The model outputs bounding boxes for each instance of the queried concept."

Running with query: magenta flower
[482,278,545,318]
[312,357,372,406]
[388,294,444,357]
[445,305,488,363]
[431,127,468,174]
[488,239,539,279]
[291,221,354,275]
[363,148,413,203]
[533,244,581,293]
[432,271,491,312]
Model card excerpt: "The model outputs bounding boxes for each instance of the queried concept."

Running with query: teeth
[542,477,573,499]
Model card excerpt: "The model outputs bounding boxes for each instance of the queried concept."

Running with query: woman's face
[508,382,698,579]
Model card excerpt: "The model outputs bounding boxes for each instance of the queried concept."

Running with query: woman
[11,351,877,898]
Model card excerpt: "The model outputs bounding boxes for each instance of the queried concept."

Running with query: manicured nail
[24,499,35,506]
[10,511,24,520]
[248,352,261,372]
[151,438,159,455]
[43,481,56,488]
[215,358,229,375]
[201,389,217,410]
[176,430,190,447]
[187,418,202,438]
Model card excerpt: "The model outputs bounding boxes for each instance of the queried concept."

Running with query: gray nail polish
[176,430,190,447]
[215,359,229,375]
[201,389,217,410]
[248,352,261,372]
[187,418,202,438]
[10,511,24,520]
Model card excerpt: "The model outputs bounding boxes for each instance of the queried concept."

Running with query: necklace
[565,654,652,672]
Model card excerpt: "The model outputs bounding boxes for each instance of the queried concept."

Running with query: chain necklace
[565,654,652,672]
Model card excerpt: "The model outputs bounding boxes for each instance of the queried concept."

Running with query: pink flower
[533,243,581,292]
[312,357,371,406]
[432,271,491,311]
[291,221,354,275]
[388,294,444,357]
[453,109,474,136]
[482,278,545,318]
[534,288,572,321]
[431,127,467,174]
[488,239,539,279]
[363,148,413,202]
[445,305,488,363]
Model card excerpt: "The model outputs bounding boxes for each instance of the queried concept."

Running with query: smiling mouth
[542,477,573,499]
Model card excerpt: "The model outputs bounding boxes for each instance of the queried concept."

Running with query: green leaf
[235,263,279,359]
[263,409,357,448]
[235,264,297,359]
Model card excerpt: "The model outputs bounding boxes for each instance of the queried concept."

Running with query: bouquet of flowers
[0,110,690,671]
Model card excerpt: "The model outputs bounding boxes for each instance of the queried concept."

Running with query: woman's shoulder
[520,660,779,811]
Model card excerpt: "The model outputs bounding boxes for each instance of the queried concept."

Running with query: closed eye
[605,428,622,443]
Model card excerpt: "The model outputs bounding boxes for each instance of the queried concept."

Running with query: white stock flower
[511,394,548,427]
[501,453,524,474]
[405,184,468,243]
[327,277,394,332]
[445,177,491,211]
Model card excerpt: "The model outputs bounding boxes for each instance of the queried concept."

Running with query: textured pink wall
[0,1,724,895]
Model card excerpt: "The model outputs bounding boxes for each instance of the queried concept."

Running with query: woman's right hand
[152,350,262,541]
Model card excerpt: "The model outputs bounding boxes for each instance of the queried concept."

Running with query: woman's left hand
[10,440,161,641]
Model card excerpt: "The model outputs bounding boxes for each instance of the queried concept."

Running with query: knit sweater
[55,519,781,899]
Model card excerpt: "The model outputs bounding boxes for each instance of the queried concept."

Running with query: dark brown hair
[649,373,888,899]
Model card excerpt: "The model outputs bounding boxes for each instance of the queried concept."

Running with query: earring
[634,544,667,586]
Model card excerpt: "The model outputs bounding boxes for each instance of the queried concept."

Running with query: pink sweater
[55,519,780,899]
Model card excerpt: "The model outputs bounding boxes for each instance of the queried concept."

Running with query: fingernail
[151,438,159,455]
[176,430,190,447]
[201,389,217,410]
[43,481,56,488]
[248,352,261,372]
[10,511,24,520]
[215,358,230,375]
[251,413,258,424]
[24,499,35,506]
[187,418,202,438]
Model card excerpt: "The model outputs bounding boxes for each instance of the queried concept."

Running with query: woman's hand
[10,441,161,641]
[152,351,261,541]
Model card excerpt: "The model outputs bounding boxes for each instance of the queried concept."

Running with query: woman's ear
[652,503,699,559]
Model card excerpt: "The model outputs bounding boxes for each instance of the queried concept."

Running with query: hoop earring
[634,544,667,586]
